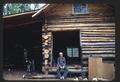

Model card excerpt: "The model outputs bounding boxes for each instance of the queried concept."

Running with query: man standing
[31,59,35,72]
[26,59,32,72]
[56,52,68,80]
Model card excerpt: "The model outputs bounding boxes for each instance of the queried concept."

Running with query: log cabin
[3,3,115,79]
[32,3,115,75]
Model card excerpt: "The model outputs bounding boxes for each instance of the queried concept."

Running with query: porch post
[42,23,52,76]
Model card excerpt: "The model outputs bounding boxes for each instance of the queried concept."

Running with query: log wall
[42,4,115,68]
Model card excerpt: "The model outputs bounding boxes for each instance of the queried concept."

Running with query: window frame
[67,47,79,58]
[72,4,89,15]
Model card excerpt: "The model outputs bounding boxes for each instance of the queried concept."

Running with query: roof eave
[32,4,50,18]
[3,10,37,19]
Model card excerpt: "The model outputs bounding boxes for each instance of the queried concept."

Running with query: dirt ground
[3,70,33,80]
[2,70,79,81]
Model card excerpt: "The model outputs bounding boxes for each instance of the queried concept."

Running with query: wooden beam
[47,27,115,32]
[4,20,41,28]
[82,48,115,51]
[82,42,115,45]
[47,18,115,24]
[81,32,115,34]
[47,23,115,28]
[3,11,36,18]
[82,51,115,54]
[32,4,50,18]
[82,45,115,48]
[81,37,115,41]
[46,15,115,19]
[47,17,115,21]
[82,55,115,59]
[81,34,115,37]
[81,40,115,42]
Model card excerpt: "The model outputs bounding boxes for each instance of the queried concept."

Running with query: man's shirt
[57,57,66,67]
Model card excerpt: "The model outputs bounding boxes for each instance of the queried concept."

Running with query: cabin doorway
[4,22,43,72]
[52,30,81,66]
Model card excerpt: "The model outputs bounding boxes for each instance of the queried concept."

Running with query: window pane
[73,4,87,14]
[73,48,79,57]
[67,48,72,57]
[74,4,82,13]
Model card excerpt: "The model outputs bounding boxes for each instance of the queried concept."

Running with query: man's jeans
[27,65,31,72]
[56,67,68,79]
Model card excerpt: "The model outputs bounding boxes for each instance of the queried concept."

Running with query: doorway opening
[52,30,81,66]
[4,22,43,72]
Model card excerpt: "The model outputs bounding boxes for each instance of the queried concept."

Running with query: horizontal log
[81,11,112,15]
[47,23,115,28]
[47,15,114,19]
[81,39,115,42]
[81,44,115,47]
[82,48,115,51]
[47,27,79,31]
[78,27,115,30]
[82,42,115,45]
[47,21,114,25]
[82,54,115,58]
[81,44,115,48]
[47,16,114,20]
[90,12,113,16]
[82,50,115,53]
[47,27,115,32]
[81,51,115,54]
[47,17,115,21]
[47,26,115,29]
[90,9,113,13]
[81,34,115,37]
[47,19,114,23]
[81,31,115,34]
[82,45,115,48]
[47,27,115,31]
[47,19,115,24]
[81,29,115,32]
[81,37,115,41]
[81,41,115,43]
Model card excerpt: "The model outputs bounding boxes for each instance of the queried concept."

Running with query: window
[67,47,79,57]
[72,4,88,14]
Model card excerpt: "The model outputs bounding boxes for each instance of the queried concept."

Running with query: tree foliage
[3,3,45,16]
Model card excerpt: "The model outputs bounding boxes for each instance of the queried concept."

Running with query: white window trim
[72,4,89,15]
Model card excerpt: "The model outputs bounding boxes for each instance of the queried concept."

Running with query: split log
[82,42,115,45]
[81,37,115,40]
[81,32,115,34]
[47,23,115,28]
[81,39,115,42]
[82,45,115,48]
[82,50,115,54]
[82,54,115,58]
[81,34,115,37]
[82,48,115,51]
